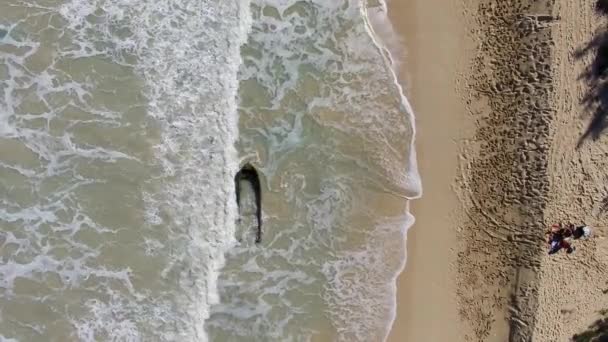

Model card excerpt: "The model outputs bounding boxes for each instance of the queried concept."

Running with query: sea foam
[206,0,421,341]
[0,0,251,340]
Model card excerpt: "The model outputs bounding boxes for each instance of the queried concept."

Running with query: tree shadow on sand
[575,0,608,148]
[572,309,608,342]
[598,0,608,16]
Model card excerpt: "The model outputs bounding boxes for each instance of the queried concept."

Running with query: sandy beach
[387,0,608,341]
[386,0,471,341]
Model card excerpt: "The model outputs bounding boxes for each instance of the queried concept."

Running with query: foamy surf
[0,0,250,340]
[0,0,420,340]
[362,0,422,338]
[207,0,420,341]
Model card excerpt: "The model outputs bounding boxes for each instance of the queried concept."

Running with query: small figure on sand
[546,222,592,255]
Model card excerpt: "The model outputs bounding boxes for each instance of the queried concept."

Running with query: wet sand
[386,0,471,341]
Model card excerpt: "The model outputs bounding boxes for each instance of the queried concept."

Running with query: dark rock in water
[0,28,7,40]
[235,163,262,243]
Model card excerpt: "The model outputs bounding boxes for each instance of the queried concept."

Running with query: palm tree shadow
[573,309,608,342]
[598,0,608,15]
[575,1,608,148]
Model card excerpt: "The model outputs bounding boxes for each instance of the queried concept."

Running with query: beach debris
[516,14,561,22]
[574,225,592,239]
[515,14,560,32]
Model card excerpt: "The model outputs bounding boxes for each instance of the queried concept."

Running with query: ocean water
[0,0,420,341]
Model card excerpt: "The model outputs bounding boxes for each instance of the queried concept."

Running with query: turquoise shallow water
[0,0,419,341]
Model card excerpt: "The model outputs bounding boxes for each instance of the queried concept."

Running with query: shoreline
[387,0,563,340]
[386,0,472,340]
[384,0,608,340]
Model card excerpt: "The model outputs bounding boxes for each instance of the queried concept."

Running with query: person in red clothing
[546,223,575,254]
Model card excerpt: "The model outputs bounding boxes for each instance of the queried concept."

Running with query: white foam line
[359,1,422,341]
[0,335,19,342]
[360,0,421,195]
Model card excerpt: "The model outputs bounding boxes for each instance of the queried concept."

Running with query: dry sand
[387,0,608,341]
[533,0,608,340]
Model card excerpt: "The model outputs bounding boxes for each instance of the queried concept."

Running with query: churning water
[0,0,419,341]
